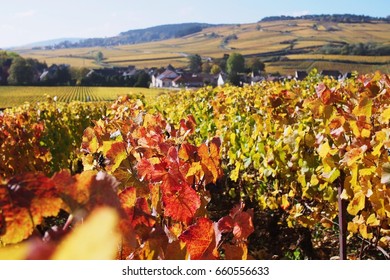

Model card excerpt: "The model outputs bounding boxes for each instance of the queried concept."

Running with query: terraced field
[0,86,165,108]
[14,19,390,74]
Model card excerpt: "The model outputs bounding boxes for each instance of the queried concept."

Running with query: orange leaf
[198,140,223,184]
[104,141,128,173]
[81,127,99,153]
[179,218,216,260]
[119,187,137,210]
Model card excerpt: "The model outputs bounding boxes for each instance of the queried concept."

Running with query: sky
[1,0,389,48]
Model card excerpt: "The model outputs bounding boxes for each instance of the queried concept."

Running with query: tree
[246,57,265,73]
[95,51,104,63]
[216,54,229,72]
[70,67,90,85]
[8,57,34,85]
[188,54,202,73]
[226,53,245,75]
[56,65,72,85]
[0,51,19,85]
[201,61,211,73]
[134,70,151,88]
[227,71,241,86]
[210,64,221,75]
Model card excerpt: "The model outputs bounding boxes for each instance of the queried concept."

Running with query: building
[172,73,204,88]
[151,69,179,88]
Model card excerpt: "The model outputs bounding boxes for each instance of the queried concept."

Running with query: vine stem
[337,177,347,260]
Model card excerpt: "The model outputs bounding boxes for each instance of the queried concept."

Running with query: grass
[0,86,165,108]
[12,19,390,72]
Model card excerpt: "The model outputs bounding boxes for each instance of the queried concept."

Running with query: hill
[16,38,84,49]
[51,23,217,48]
[14,17,390,75]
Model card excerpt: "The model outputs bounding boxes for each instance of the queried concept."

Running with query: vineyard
[0,86,164,108]
[1,71,390,260]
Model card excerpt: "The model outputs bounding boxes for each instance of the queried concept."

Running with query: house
[122,66,137,78]
[86,66,136,79]
[151,69,179,88]
[172,73,204,88]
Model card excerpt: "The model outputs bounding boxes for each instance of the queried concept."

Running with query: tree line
[188,53,265,85]
[1,50,266,87]
[318,42,390,56]
[261,14,390,23]
[0,51,150,87]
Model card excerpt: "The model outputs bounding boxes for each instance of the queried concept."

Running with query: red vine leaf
[179,217,216,260]
[178,143,198,162]
[217,202,254,241]
[0,173,62,244]
[162,183,201,224]
[316,83,332,104]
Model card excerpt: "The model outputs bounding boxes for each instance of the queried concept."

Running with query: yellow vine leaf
[51,207,120,260]
[347,191,365,216]
[352,96,372,118]
[318,141,331,158]
[230,162,241,182]
[281,194,290,210]
[347,221,359,234]
[321,168,340,183]
[366,213,380,227]
[186,161,203,178]
[359,224,373,239]
[379,107,390,124]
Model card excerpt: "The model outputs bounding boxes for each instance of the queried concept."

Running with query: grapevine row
[151,71,390,257]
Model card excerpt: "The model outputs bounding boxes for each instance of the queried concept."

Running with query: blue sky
[1,0,389,48]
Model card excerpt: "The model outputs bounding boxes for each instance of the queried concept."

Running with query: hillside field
[14,20,390,75]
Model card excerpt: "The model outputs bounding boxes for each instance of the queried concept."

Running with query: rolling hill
[13,16,390,75]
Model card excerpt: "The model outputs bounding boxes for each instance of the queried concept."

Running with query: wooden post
[337,178,347,260]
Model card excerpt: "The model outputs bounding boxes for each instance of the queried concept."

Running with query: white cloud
[15,10,36,18]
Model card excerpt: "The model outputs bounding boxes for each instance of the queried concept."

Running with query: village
[1,50,353,88]
[26,63,354,88]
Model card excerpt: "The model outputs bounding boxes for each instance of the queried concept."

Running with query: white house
[151,69,179,88]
